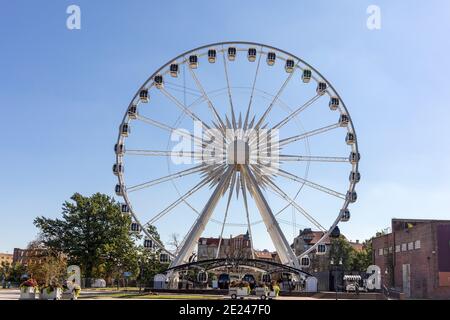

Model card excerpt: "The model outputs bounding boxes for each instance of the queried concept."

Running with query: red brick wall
[372,222,450,299]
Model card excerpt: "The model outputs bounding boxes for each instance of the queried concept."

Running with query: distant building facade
[292,228,363,271]
[12,248,46,266]
[0,253,13,266]
[372,218,450,299]
[198,231,252,260]
[197,231,278,262]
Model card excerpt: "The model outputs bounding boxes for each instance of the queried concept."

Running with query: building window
[300,256,310,267]
[379,248,383,256]
[408,242,414,251]
[415,240,421,249]
[401,243,407,251]
[389,247,393,254]
[395,245,400,253]
[317,244,326,255]
[383,248,389,255]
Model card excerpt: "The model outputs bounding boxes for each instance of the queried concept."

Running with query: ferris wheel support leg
[241,165,301,270]
[168,166,235,271]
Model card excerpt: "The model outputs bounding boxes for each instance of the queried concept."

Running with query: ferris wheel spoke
[277,168,346,199]
[165,80,202,96]
[164,83,202,98]
[187,66,226,131]
[136,114,205,148]
[221,46,237,129]
[277,218,307,230]
[254,60,300,130]
[145,174,213,226]
[239,171,255,259]
[160,87,211,129]
[278,155,349,163]
[279,122,340,147]
[125,149,204,159]
[256,169,326,232]
[272,94,321,130]
[126,164,205,193]
[216,171,237,259]
[244,46,263,132]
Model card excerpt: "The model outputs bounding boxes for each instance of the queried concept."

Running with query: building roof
[299,230,332,245]
[349,242,364,252]
[198,232,249,245]
[392,218,450,223]
[198,237,220,246]
[254,250,274,260]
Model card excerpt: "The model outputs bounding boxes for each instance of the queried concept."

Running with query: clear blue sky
[1,0,450,253]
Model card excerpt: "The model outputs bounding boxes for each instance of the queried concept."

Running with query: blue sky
[1,0,450,253]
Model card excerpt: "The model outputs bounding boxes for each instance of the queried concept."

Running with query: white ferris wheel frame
[114,41,360,270]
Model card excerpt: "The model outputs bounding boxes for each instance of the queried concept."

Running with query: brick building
[197,231,279,262]
[372,218,450,299]
[197,231,252,260]
[12,248,46,266]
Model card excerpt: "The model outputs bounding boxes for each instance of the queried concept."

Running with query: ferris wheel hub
[227,139,250,165]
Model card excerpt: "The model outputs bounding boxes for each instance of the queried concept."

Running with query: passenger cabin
[331,226,341,238]
[154,75,164,89]
[247,48,257,62]
[130,222,140,233]
[115,143,124,155]
[346,191,357,203]
[340,209,350,222]
[169,63,179,77]
[349,152,360,164]
[345,132,356,145]
[207,49,216,63]
[121,204,130,214]
[350,171,361,183]
[159,253,169,263]
[316,82,327,95]
[115,184,123,196]
[266,52,276,66]
[227,47,236,61]
[189,55,198,68]
[128,105,137,119]
[329,97,339,110]
[302,69,312,83]
[112,163,123,175]
[144,238,153,248]
[339,114,349,127]
[139,89,149,103]
[285,59,295,73]
[121,123,130,137]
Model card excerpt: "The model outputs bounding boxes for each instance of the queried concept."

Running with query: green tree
[329,236,355,271]
[34,193,139,285]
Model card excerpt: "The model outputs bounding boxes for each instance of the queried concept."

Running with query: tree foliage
[329,236,373,272]
[34,193,139,283]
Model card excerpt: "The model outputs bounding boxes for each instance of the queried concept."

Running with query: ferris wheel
[114,41,360,270]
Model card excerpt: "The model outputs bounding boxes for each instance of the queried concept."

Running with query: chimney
[356,240,359,244]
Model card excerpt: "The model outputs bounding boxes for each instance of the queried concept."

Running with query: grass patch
[81,292,222,300]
